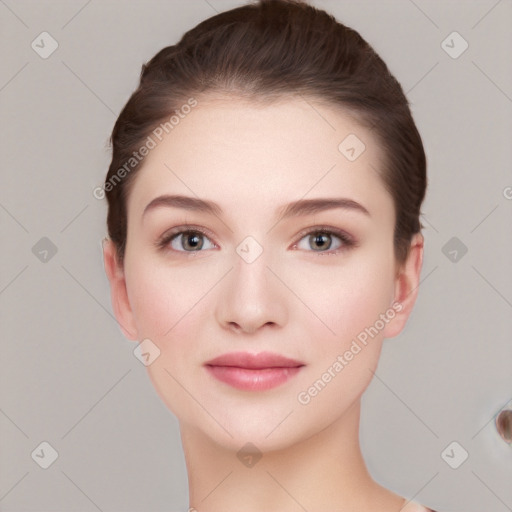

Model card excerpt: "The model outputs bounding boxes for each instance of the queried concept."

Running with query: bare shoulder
[401,499,440,512]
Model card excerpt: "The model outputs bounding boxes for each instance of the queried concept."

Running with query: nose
[214,248,288,335]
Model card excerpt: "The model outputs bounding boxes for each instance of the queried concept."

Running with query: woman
[102,1,437,510]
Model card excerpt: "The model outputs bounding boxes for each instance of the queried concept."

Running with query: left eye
[169,231,216,252]
[295,230,348,252]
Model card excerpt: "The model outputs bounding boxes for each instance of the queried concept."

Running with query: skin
[103,95,424,512]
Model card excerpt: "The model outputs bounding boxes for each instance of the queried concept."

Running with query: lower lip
[205,365,302,391]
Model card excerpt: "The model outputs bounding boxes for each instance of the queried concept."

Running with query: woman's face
[104,96,422,452]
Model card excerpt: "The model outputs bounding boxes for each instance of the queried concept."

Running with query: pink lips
[204,352,304,391]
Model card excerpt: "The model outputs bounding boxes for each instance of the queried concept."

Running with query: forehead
[125,95,393,223]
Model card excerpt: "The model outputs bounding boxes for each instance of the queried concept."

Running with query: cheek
[289,250,396,351]
[125,257,214,339]
[332,263,395,338]
[124,260,216,416]
[291,255,396,421]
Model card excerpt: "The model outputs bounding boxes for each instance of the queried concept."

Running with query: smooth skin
[104,95,424,512]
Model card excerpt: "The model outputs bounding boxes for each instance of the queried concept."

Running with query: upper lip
[205,351,304,369]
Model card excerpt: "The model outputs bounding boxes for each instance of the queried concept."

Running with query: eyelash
[155,224,356,256]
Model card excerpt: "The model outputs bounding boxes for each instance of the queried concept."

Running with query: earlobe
[383,233,424,339]
[102,239,139,341]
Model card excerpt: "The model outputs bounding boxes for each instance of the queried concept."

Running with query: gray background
[1,0,511,511]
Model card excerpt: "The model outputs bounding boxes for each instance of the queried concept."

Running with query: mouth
[204,351,305,391]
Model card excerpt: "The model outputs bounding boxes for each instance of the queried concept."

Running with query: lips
[204,351,304,391]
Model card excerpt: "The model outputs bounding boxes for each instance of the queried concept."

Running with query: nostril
[228,322,242,332]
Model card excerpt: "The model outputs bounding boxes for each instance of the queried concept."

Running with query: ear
[382,233,424,339]
[102,238,139,341]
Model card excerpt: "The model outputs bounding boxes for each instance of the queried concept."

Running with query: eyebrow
[276,197,370,219]
[142,194,370,219]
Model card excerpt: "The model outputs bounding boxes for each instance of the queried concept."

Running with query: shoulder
[401,499,439,512]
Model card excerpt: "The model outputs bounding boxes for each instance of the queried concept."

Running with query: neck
[180,400,403,512]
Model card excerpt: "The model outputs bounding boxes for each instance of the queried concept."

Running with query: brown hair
[104,0,426,266]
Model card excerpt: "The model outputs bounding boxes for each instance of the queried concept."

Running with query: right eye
[157,228,217,254]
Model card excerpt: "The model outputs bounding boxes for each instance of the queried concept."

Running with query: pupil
[185,232,202,250]
[311,233,330,250]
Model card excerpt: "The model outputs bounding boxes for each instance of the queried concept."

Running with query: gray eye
[296,232,342,252]
[171,231,215,252]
